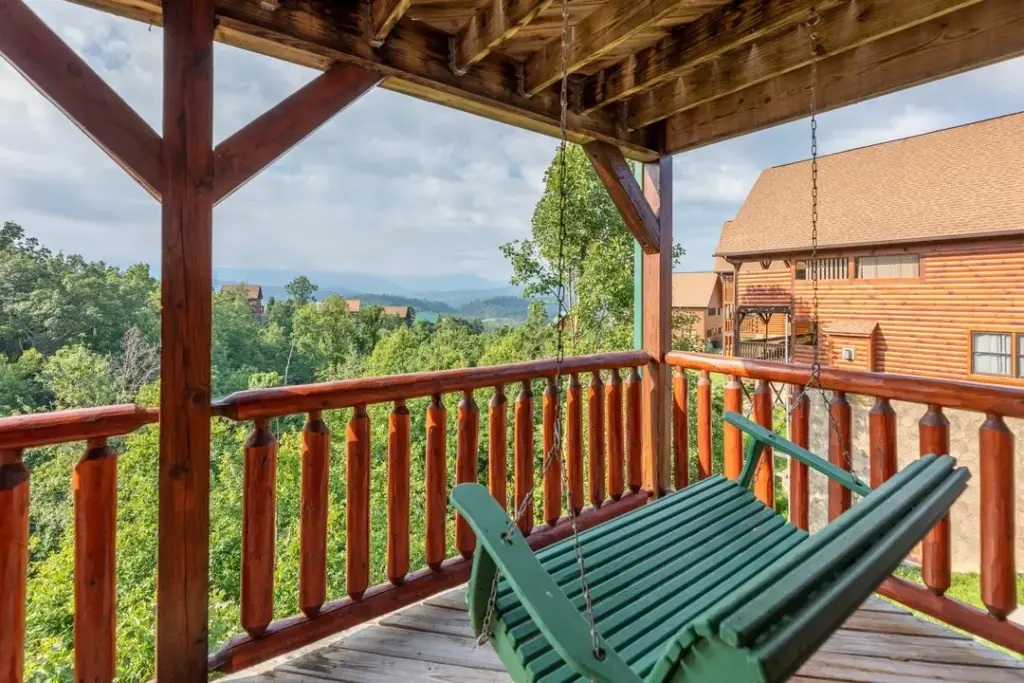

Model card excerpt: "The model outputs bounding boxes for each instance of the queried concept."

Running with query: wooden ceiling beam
[578,0,842,115]
[663,0,1024,154]
[583,141,660,254]
[522,0,688,97]
[0,0,163,200]
[371,0,413,47]
[66,0,660,160]
[452,0,555,75]
[213,64,382,205]
[627,0,982,131]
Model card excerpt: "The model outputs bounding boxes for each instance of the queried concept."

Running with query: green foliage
[0,349,45,414]
[42,345,117,410]
[285,275,318,306]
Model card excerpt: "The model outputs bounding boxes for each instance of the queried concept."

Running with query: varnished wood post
[789,386,810,530]
[514,383,534,535]
[425,394,447,569]
[672,367,688,489]
[920,405,951,595]
[588,372,606,507]
[158,0,214,676]
[542,377,561,526]
[456,390,479,558]
[723,376,743,480]
[641,157,673,496]
[731,263,741,356]
[979,414,1015,619]
[752,380,774,508]
[387,401,410,586]
[242,420,277,637]
[566,373,584,515]
[869,398,898,489]
[74,438,117,682]
[300,411,330,614]
[625,367,642,493]
[828,391,852,521]
[0,449,27,683]
[488,386,507,510]
[606,370,624,501]
[347,406,370,598]
[696,371,713,480]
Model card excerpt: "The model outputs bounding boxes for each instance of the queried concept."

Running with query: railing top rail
[667,351,1024,419]
[0,404,159,451]
[213,351,651,421]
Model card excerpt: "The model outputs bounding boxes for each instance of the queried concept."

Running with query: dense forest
[0,145,709,681]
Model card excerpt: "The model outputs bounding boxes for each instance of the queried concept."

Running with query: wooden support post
[488,386,508,510]
[869,398,898,489]
[606,370,624,501]
[242,420,277,638]
[789,386,810,530]
[588,372,606,508]
[828,391,852,521]
[425,395,447,570]
[514,383,534,535]
[584,142,661,253]
[641,157,673,496]
[158,0,214,677]
[920,405,951,595]
[387,401,410,586]
[625,367,642,493]
[731,263,741,356]
[455,390,479,558]
[723,376,743,480]
[0,449,27,683]
[752,380,774,508]
[566,373,584,515]
[300,412,330,614]
[979,414,1015,619]
[346,405,371,599]
[542,377,560,526]
[672,367,688,489]
[696,371,713,480]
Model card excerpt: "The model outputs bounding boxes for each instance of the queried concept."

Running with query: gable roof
[716,112,1024,258]
[672,272,720,309]
[823,320,878,337]
[345,299,411,318]
[220,283,262,300]
[713,255,734,273]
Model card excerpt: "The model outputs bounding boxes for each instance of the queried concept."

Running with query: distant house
[345,299,415,326]
[220,283,264,317]
[671,272,723,350]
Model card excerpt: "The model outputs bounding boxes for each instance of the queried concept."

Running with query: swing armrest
[725,412,871,497]
[451,484,643,683]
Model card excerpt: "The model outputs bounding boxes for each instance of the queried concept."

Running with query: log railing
[666,351,1023,653]
[0,352,651,681]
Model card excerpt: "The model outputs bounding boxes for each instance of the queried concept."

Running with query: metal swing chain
[477,0,603,663]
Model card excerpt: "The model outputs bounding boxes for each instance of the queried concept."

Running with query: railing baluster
[723,376,743,481]
[869,398,897,489]
[514,382,534,535]
[789,386,810,530]
[347,406,371,598]
[301,410,330,614]
[0,448,27,683]
[920,404,951,595]
[980,414,1015,620]
[606,370,624,501]
[672,367,688,489]
[242,419,277,637]
[567,373,583,515]
[74,438,116,683]
[542,377,560,526]
[588,372,606,507]
[827,391,852,522]
[488,385,507,510]
[456,390,479,558]
[697,371,713,480]
[625,366,642,493]
[387,401,410,586]
[425,394,447,570]
[753,380,774,508]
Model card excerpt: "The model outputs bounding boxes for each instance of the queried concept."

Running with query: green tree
[291,295,357,378]
[285,275,318,306]
[0,348,45,415]
[41,344,116,409]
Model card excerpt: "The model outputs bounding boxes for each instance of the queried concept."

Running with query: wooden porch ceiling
[65,0,1024,160]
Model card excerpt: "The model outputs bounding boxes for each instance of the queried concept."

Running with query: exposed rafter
[664,0,1024,154]
[522,0,687,96]
[371,0,412,47]
[0,0,163,199]
[452,0,555,75]
[584,141,660,254]
[577,0,842,115]
[213,64,382,205]
[626,0,982,131]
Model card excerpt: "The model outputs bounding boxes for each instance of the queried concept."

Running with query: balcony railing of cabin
[667,351,1023,653]
[0,351,651,680]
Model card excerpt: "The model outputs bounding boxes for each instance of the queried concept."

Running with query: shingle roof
[713,255,734,273]
[823,320,878,337]
[672,272,720,309]
[220,283,262,300]
[716,112,1024,258]
[346,299,411,318]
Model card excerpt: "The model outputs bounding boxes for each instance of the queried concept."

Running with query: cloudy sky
[2,1,1023,285]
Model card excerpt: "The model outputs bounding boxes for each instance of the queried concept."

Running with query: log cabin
[671,271,723,350]
[344,298,416,326]
[1,0,1023,680]
[721,112,1024,385]
[219,283,265,317]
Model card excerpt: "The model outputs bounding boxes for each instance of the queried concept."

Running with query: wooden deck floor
[231,588,1023,683]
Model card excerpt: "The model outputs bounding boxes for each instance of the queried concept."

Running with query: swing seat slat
[451,412,969,683]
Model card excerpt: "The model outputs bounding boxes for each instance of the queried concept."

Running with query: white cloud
[821,105,958,155]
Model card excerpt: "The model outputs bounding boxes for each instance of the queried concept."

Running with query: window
[972,332,1012,376]
[796,257,848,281]
[856,254,920,279]
[1019,334,1024,379]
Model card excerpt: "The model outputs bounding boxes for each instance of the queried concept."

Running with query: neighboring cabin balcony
[0,352,1021,681]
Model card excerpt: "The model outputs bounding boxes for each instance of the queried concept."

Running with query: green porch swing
[450,3,969,681]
